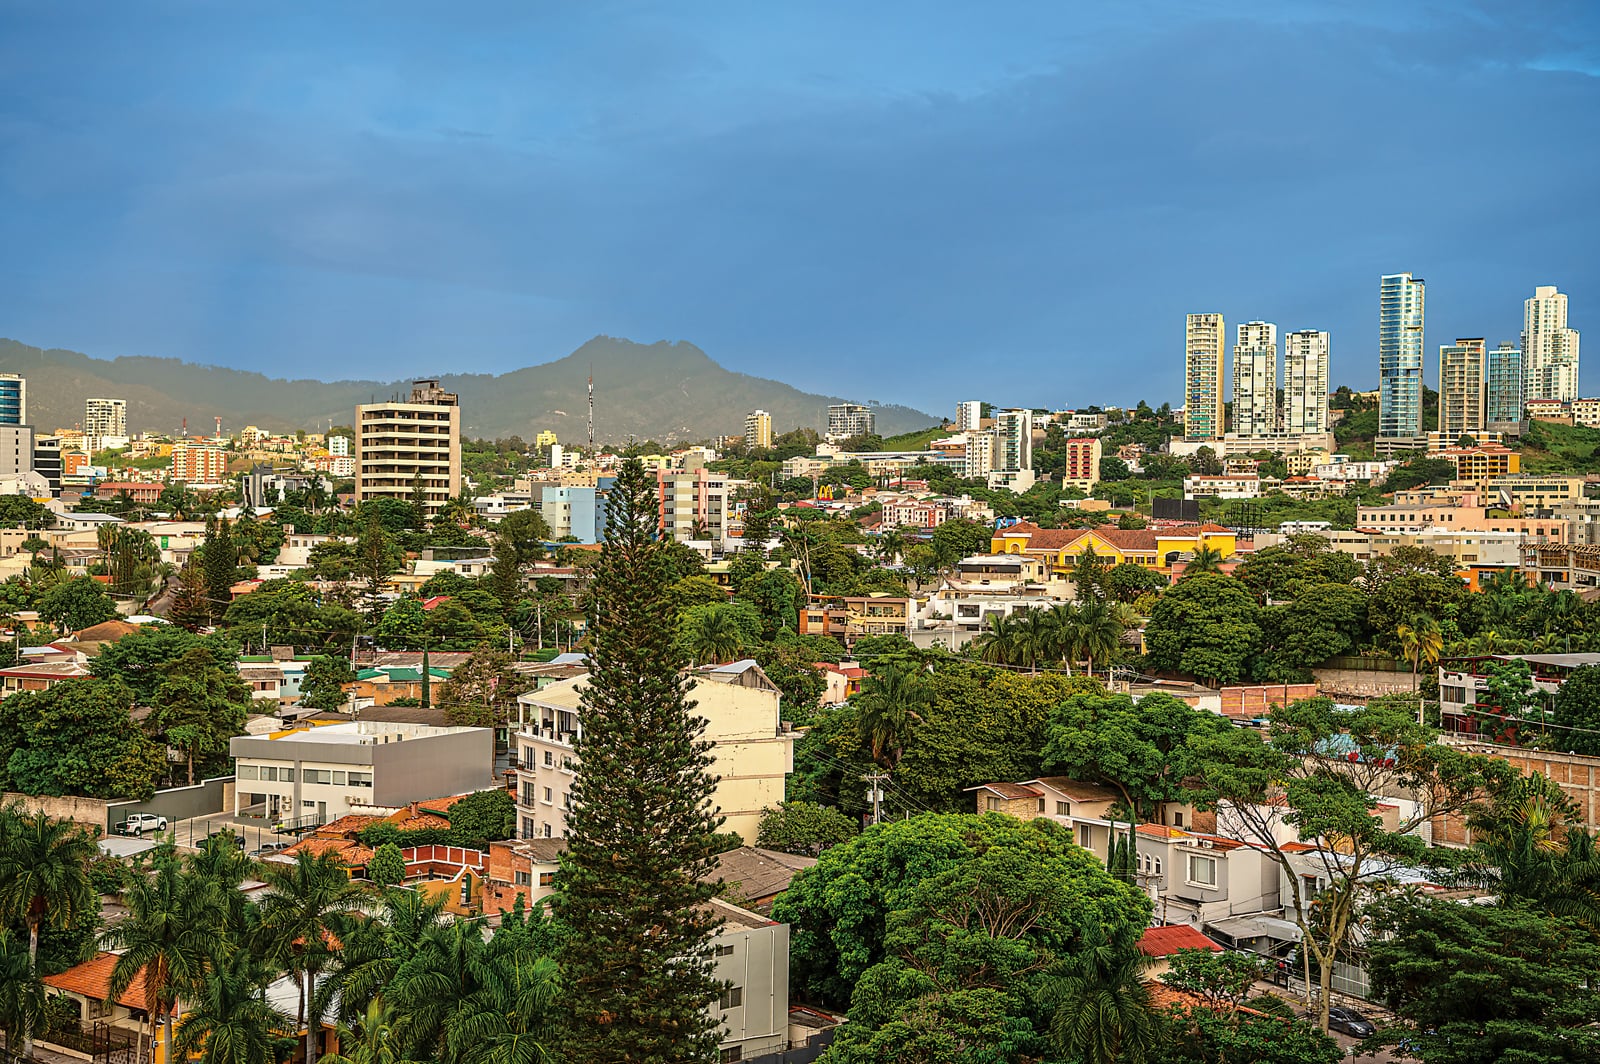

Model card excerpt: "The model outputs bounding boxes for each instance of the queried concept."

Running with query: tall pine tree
[552,457,724,1063]
[201,517,237,625]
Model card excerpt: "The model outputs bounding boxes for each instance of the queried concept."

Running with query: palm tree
[0,806,97,1058]
[173,951,294,1064]
[970,612,1020,667]
[322,1000,409,1064]
[1074,599,1125,679]
[444,950,560,1064]
[1461,783,1600,932]
[680,606,744,666]
[1014,608,1055,672]
[0,927,45,1060]
[259,851,372,1064]
[106,847,225,1064]
[1183,546,1224,576]
[874,530,906,566]
[1395,615,1444,693]
[1039,934,1165,1064]
[317,890,447,1028]
[857,663,930,771]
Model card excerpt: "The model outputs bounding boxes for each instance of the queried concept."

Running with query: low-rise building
[512,661,794,843]
[798,595,913,639]
[1063,437,1103,490]
[1436,653,1594,736]
[230,720,494,824]
[1183,473,1261,500]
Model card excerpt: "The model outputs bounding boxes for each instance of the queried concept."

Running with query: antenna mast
[587,368,594,454]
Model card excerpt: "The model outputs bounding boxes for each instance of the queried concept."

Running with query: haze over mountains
[1,336,938,444]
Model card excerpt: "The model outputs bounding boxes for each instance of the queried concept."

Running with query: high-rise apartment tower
[1438,338,1486,440]
[743,410,773,450]
[1231,321,1278,438]
[1184,314,1226,440]
[0,374,23,426]
[84,397,127,439]
[1283,330,1330,436]
[1485,343,1524,426]
[1523,285,1581,403]
[355,379,462,520]
[1379,273,1426,440]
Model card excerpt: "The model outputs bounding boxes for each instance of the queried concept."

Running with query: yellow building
[535,429,559,449]
[989,521,1237,575]
[1444,446,1519,485]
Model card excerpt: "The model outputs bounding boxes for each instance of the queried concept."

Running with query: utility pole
[862,772,889,825]
[421,636,431,709]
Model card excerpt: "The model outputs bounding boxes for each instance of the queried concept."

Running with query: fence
[106,775,234,833]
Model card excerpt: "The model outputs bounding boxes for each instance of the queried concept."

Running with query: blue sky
[1,1,1597,416]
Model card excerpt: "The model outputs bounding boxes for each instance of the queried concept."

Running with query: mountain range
[0,336,939,444]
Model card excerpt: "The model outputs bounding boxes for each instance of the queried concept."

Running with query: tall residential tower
[1231,321,1278,438]
[1438,338,1486,440]
[1523,285,1581,403]
[1378,273,1426,441]
[1184,313,1225,440]
[1284,330,1330,436]
[1485,342,1524,425]
[354,379,462,520]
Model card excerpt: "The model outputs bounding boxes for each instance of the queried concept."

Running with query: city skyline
[1,3,1596,414]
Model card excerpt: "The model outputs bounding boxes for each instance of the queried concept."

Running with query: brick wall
[1219,683,1320,717]
[1432,743,1600,845]
[975,794,1044,818]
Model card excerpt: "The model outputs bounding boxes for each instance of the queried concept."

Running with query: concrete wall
[372,727,495,806]
[715,920,790,1060]
[107,775,233,831]
[2,792,109,832]
[1312,666,1417,699]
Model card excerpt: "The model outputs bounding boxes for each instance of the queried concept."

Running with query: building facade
[1379,272,1426,440]
[825,402,875,441]
[513,663,793,843]
[657,467,735,544]
[1438,338,1486,440]
[1485,342,1524,425]
[1524,285,1581,403]
[230,721,495,824]
[743,409,772,450]
[1063,436,1103,490]
[1184,313,1226,440]
[1231,321,1278,437]
[992,409,1033,473]
[84,398,127,439]
[956,399,983,432]
[0,374,23,426]
[170,440,229,483]
[1283,329,1330,436]
[355,380,463,520]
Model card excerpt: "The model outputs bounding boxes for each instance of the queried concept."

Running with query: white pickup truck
[116,813,168,836]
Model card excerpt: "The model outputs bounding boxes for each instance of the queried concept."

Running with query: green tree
[107,846,225,1064]
[1254,582,1368,680]
[551,457,724,1063]
[1553,663,1600,755]
[755,801,857,857]
[0,809,96,1023]
[436,646,532,728]
[1160,948,1265,1014]
[1163,999,1340,1064]
[1395,614,1444,693]
[1197,695,1513,1033]
[301,655,357,711]
[149,647,251,785]
[367,843,406,888]
[1143,574,1262,685]
[439,789,517,849]
[1071,545,1110,600]
[930,519,991,568]
[1039,931,1165,1064]
[775,813,1150,1007]
[259,851,371,1064]
[373,597,427,650]
[856,663,929,771]
[677,601,756,665]
[90,626,225,703]
[0,679,167,800]
[355,513,403,623]
[36,575,119,633]
[173,951,294,1064]
[488,508,552,606]
[1042,692,1233,822]
[203,518,239,625]
[1105,563,1165,604]
[1364,896,1600,1063]
[667,575,727,616]
[0,926,46,1059]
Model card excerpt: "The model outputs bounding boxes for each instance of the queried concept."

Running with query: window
[1079,825,1092,848]
[542,824,552,838]
[539,872,555,887]
[985,796,1002,811]
[719,987,743,1010]
[237,764,259,780]
[348,772,372,788]
[720,1049,742,1063]
[1037,798,1045,813]
[1056,801,1069,816]
[1154,857,1163,875]
[1172,811,1184,828]
[1188,854,1218,887]
[333,770,346,785]
[714,944,735,957]
[521,817,536,839]
[305,769,333,785]
[514,871,531,887]
[543,787,553,804]
[544,750,554,766]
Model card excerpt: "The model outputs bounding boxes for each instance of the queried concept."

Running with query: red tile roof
[1139,924,1224,957]
[42,952,155,1011]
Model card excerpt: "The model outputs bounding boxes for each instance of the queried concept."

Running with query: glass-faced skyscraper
[1379,273,1426,440]
[0,374,22,426]
[1485,343,1523,425]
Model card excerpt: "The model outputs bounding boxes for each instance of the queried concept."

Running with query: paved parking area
[161,807,302,854]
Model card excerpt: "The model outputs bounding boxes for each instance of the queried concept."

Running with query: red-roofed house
[1138,924,1224,976]
[988,521,1238,576]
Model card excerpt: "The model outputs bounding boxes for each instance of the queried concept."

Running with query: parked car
[206,830,247,850]
[117,813,168,836]
[251,840,291,857]
[1326,1007,1377,1038]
